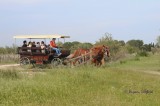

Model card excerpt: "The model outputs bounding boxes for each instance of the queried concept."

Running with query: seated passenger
[22,40,27,51]
[27,41,32,52]
[50,38,61,56]
[36,42,40,47]
[41,41,46,53]
[36,42,41,52]
[31,41,36,52]
[22,40,27,47]
[32,41,36,47]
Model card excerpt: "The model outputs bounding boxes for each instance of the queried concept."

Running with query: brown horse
[65,45,109,66]
[66,48,90,65]
[91,45,110,66]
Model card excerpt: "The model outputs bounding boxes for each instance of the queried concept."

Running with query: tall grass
[110,53,160,72]
[0,54,160,106]
[0,69,20,80]
[0,54,19,64]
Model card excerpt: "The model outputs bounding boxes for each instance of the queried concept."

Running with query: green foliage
[95,32,113,45]
[0,69,20,80]
[95,33,125,57]
[137,51,149,57]
[63,42,74,49]
[126,40,153,54]
[126,45,139,54]
[56,41,63,47]
[71,43,91,53]
[118,40,125,46]
[0,45,16,54]
[72,41,81,45]
[77,42,93,49]
[142,43,154,52]
[126,40,143,49]
[120,60,127,64]
[63,41,93,53]
[97,32,113,43]
[133,56,140,61]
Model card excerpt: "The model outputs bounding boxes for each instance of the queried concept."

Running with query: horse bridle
[102,46,110,57]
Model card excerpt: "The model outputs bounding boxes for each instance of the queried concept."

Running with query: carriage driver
[50,38,62,56]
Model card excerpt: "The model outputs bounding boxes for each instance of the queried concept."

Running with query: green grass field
[0,54,160,106]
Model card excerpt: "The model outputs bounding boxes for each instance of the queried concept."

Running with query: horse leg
[101,58,105,66]
[73,58,79,66]
[96,60,99,66]
[99,61,102,66]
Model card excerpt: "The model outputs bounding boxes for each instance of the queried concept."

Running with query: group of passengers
[22,38,61,56]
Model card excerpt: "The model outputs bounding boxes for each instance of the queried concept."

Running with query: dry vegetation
[0,54,19,64]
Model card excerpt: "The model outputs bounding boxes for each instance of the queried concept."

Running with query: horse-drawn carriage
[14,35,71,68]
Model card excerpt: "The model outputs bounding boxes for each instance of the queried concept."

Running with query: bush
[120,60,127,64]
[137,51,149,57]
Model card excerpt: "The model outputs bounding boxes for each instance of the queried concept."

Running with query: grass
[109,53,160,72]
[0,54,160,106]
[0,54,19,64]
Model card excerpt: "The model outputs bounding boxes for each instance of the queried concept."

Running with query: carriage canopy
[13,35,70,39]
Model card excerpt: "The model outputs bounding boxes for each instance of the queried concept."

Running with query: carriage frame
[14,35,71,68]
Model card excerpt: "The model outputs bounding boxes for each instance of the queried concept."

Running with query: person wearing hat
[50,38,61,56]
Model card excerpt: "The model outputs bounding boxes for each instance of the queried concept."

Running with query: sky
[0,0,160,47]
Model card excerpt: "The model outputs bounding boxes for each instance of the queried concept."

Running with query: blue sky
[0,0,160,46]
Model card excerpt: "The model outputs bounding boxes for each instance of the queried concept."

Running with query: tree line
[0,33,159,58]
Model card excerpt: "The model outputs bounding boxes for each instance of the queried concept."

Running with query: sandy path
[142,71,160,76]
[0,64,20,69]
[0,64,160,76]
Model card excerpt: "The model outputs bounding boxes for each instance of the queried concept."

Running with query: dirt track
[0,64,20,69]
[0,64,160,76]
[142,71,160,76]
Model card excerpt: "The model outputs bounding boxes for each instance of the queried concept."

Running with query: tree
[63,42,74,49]
[126,40,143,50]
[118,40,125,46]
[77,42,93,49]
[95,32,124,56]
[56,41,63,47]
[142,43,154,52]
[96,32,113,45]
[72,41,81,46]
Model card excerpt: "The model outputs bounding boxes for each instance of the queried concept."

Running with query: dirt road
[0,64,20,69]
[0,64,160,76]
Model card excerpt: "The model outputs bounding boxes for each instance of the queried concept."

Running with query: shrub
[120,60,127,64]
[133,56,140,61]
[137,51,149,57]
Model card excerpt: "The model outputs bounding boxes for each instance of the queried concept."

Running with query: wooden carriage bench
[17,47,49,55]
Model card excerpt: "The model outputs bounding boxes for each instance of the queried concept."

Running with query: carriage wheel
[51,58,62,68]
[20,57,31,68]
